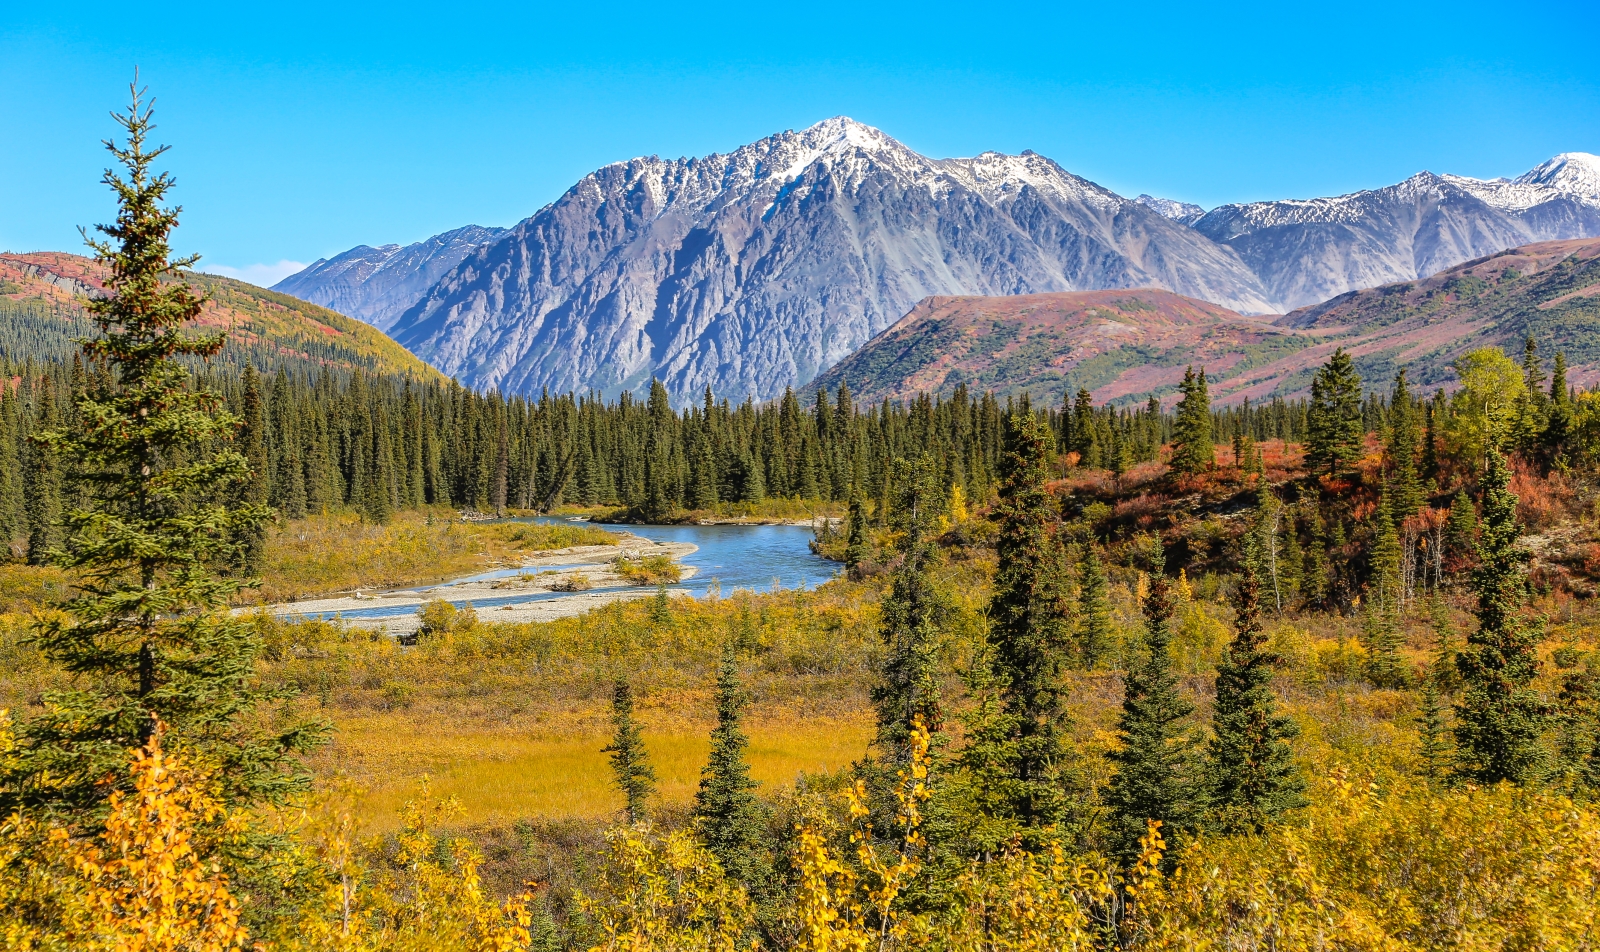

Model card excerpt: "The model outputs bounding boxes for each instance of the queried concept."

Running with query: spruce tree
[5,86,321,816]
[1362,500,1409,688]
[1205,534,1304,832]
[692,646,773,892]
[1168,366,1212,476]
[1104,549,1197,861]
[24,386,61,566]
[238,364,270,574]
[1445,489,1478,570]
[1386,368,1423,524]
[603,679,655,823]
[1453,449,1548,785]
[1306,348,1363,476]
[844,490,870,570]
[871,455,946,767]
[987,413,1073,829]
[1078,542,1113,669]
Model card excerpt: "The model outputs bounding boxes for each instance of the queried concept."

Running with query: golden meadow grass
[323,715,872,830]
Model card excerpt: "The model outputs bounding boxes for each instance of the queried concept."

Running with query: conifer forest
[13,85,1600,952]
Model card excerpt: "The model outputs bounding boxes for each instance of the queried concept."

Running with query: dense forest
[0,351,1321,550]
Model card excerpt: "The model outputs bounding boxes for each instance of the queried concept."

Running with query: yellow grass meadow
[319,713,873,829]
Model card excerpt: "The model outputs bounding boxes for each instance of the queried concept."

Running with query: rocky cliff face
[383,118,1276,404]
[1191,153,1600,312]
[272,225,506,332]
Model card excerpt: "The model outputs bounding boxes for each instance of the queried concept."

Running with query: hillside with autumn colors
[0,251,445,379]
[808,239,1600,409]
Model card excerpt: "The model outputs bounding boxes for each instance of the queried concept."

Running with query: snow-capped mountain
[382,118,1274,404]
[1135,194,1206,224]
[273,225,506,332]
[1190,152,1600,311]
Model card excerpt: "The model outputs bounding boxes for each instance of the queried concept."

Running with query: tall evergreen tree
[987,413,1073,830]
[1445,489,1479,571]
[1205,533,1304,832]
[238,364,269,574]
[1104,550,1197,861]
[1077,542,1113,669]
[4,85,321,816]
[1454,449,1548,785]
[692,646,773,893]
[1386,368,1423,524]
[1306,348,1363,476]
[603,679,656,823]
[871,455,946,767]
[24,386,61,566]
[1362,500,1409,688]
[844,489,870,570]
[1168,366,1213,476]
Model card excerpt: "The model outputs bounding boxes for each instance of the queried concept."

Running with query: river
[273,516,839,625]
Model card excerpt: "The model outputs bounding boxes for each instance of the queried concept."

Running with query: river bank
[256,534,697,634]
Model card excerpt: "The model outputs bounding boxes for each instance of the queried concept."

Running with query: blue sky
[3,1,1598,285]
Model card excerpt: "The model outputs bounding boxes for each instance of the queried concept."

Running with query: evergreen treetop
[1168,366,1212,476]
[1306,348,1363,476]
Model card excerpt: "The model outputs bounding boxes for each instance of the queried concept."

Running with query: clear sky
[3,1,1598,285]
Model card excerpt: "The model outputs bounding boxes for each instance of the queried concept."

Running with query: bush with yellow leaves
[577,826,759,952]
[0,713,248,952]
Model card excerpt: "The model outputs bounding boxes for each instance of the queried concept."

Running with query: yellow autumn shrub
[577,827,758,952]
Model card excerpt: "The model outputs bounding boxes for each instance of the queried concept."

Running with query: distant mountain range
[273,225,506,332]
[809,238,1600,408]
[271,119,1600,403]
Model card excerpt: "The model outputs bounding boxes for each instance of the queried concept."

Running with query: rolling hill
[806,238,1600,407]
[0,252,445,380]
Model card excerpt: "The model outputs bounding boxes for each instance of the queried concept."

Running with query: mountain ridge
[804,238,1600,409]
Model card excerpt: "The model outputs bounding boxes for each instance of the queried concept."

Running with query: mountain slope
[1192,153,1600,312]
[273,224,506,332]
[803,289,1309,406]
[1273,237,1600,392]
[0,252,445,379]
[385,118,1276,405]
[808,239,1600,409]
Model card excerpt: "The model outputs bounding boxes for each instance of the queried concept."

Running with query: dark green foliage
[603,680,655,823]
[1445,490,1479,571]
[844,490,870,570]
[24,387,61,565]
[1385,369,1423,523]
[238,364,269,573]
[871,456,947,767]
[986,414,1074,830]
[4,87,322,817]
[1362,501,1409,689]
[1168,366,1212,476]
[1306,347,1363,476]
[693,646,774,893]
[1454,449,1548,786]
[1104,551,1197,862]
[1077,543,1113,669]
[1204,535,1304,832]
